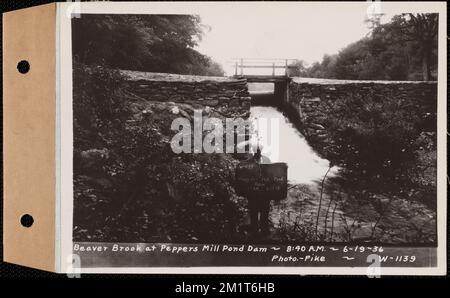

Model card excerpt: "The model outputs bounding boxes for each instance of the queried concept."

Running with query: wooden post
[285,59,288,76]
[235,62,238,76]
[240,58,244,76]
[272,62,275,76]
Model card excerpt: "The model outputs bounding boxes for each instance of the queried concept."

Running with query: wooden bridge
[231,58,297,82]
[230,58,297,106]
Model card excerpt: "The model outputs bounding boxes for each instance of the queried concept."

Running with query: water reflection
[249,106,339,184]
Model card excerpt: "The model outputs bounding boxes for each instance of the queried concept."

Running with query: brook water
[248,83,338,185]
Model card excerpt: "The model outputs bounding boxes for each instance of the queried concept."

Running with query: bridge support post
[272,79,290,108]
[285,59,288,76]
[285,81,289,105]
[274,81,286,108]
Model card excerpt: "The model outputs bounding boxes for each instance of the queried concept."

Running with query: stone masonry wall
[287,77,437,145]
[121,70,251,118]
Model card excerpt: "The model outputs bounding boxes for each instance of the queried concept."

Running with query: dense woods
[288,13,438,81]
[72,14,225,76]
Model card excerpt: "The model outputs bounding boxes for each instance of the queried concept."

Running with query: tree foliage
[372,13,438,81]
[72,14,224,76]
[290,13,438,81]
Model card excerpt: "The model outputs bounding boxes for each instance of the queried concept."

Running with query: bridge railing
[229,58,299,77]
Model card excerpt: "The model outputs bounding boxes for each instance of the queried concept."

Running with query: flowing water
[247,87,344,241]
[249,105,338,185]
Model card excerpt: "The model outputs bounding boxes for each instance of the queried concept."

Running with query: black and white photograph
[62,2,446,273]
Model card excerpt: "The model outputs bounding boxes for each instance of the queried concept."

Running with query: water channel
[247,83,338,185]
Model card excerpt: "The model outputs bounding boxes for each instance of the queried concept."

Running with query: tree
[296,13,438,81]
[72,14,224,76]
[203,59,225,76]
[372,13,438,81]
[287,60,309,77]
[364,12,385,31]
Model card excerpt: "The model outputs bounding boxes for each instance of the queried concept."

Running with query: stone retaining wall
[121,70,251,118]
[287,78,437,145]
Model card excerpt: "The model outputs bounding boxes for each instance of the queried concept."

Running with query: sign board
[235,162,288,201]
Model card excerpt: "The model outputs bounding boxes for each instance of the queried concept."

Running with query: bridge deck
[234,75,292,83]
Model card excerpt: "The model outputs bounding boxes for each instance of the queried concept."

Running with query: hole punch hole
[17,60,30,74]
[20,214,34,228]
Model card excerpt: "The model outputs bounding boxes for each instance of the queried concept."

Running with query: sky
[194,2,394,75]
